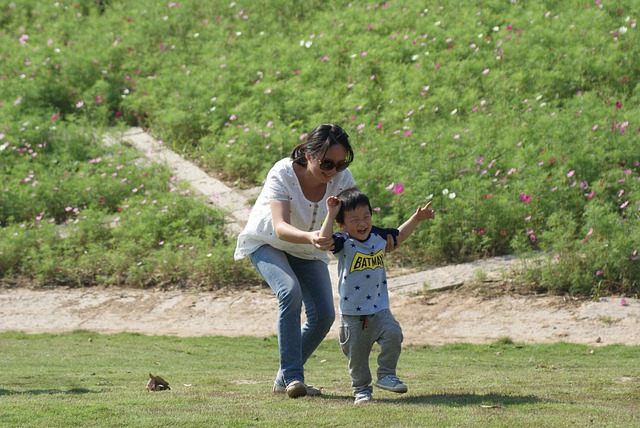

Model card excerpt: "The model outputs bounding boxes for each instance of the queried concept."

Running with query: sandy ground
[2,257,638,346]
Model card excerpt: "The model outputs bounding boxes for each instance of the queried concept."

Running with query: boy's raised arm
[397,201,435,244]
[320,196,341,240]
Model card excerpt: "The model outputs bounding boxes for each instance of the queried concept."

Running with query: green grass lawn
[0,331,638,427]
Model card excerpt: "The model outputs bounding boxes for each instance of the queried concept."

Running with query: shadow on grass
[392,392,544,406]
[0,388,97,396]
[319,392,544,407]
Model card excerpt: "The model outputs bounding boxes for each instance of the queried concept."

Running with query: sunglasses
[318,158,350,172]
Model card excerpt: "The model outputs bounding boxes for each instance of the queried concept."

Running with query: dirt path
[1,260,638,346]
[3,128,638,346]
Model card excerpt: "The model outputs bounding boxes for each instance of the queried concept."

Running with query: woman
[234,123,355,398]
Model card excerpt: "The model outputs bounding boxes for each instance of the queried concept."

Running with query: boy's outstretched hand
[415,201,436,221]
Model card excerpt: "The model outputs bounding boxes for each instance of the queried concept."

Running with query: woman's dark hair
[290,124,354,167]
[335,187,372,224]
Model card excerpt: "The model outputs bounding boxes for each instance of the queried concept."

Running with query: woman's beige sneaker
[285,380,308,398]
[273,382,322,397]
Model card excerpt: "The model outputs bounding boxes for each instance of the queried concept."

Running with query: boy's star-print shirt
[332,226,399,316]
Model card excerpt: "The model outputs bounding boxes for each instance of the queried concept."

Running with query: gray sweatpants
[338,309,404,394]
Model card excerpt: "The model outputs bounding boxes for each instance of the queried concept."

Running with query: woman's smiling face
[307,144,349,183]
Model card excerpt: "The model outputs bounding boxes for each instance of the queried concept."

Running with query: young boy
[320,187,435,405]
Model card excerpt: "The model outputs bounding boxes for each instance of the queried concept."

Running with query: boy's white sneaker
[354,390,373,405]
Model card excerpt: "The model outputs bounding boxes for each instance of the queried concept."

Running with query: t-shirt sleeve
[371,226,399,246]
[264,162,290,201]
[331,232,348,254]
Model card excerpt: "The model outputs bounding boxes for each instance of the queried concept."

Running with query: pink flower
[482,68,490,75]
[385,182,395,190]
[615,101,622,109]
[51,113,60,121]
[403,130,412,137]
[393,183,405,195]
[620,298,627,306]
[567,170,575,178]
[519,193,531,204]
[596,270,603,276]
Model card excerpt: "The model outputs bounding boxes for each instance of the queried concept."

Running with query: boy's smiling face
[338,204,373,241]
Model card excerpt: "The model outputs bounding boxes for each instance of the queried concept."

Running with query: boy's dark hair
[290,124,354,167]
[335,187,372,224]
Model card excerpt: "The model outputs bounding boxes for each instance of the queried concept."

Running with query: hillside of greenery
[1,0,638,295]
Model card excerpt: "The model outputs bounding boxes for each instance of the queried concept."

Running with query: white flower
[619,26,628,34]
[411,54,419,61]
[449,193,456,199]
[442,188,449,195]
[451,109,457,115]
[305,40,312,48]
[493,26,500,32]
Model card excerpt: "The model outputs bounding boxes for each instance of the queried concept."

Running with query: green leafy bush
[1,0,638,294]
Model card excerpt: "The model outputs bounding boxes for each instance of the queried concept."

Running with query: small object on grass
[146,373,170,391]
[620,297,627,306]
[480,404,502,409]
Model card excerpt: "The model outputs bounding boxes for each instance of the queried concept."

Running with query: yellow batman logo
[350,250,385,272]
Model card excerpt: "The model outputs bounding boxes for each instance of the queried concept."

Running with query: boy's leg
[339,315,375,394]
[373,309,404,381]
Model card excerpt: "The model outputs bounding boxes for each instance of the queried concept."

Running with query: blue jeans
[249,245,335,386]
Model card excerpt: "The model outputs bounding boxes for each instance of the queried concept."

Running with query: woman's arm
[270,200,334,249]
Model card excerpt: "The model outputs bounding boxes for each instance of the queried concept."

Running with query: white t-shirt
[234,157,355,263]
